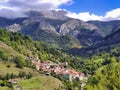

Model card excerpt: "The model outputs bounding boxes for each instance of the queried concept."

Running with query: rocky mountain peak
[26,10,69,20]
[0,10,108,49]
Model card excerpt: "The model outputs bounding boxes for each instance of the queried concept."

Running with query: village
[30,56,85,81]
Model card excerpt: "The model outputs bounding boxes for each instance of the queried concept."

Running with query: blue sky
[0,0,120,21]
[61,0,120,15]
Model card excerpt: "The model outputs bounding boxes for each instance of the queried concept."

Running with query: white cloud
[0,0,8,3]
[0,0,73,18]
[0,0,120,21]
[66,8,120,21]
[66,12,103,21]
[0,0,73,10]
[40,0,73,6]
[102,8,120,21]
[0,8,27,18]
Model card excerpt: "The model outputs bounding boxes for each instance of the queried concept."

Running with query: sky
[0,0,120,21]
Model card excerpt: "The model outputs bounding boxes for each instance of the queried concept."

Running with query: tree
[25,59,31,67]
[25,72,32,79]
[110,57,116,63]
[5,73,10,80]
[10,73,16,79]
[14,56,24,68]
[19,71,26,78]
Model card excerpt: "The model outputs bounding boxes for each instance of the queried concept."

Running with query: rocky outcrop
[59,19,98,35]
[6,23,21,32]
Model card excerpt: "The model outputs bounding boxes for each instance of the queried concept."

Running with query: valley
[0,10,120,90]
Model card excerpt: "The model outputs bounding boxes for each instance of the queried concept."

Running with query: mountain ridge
[0,10,104,49]
[1,10,120,49]
[1,10,120,90]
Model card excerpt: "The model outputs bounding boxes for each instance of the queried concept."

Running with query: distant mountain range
[0,10,120,49]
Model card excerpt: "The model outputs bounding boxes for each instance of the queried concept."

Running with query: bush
[14,56,24,68]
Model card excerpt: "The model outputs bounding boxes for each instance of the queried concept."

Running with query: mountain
[1,12,120,90]
[0,10,104,49]
[104,25,120,44]
[27,10,69,20]
[67,23,120,57]
[83,26,120,90]
[87,20,120,37]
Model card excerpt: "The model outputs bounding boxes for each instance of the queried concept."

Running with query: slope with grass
[0,28,68,89]
[19,75,64,90]
[1,23,120,90]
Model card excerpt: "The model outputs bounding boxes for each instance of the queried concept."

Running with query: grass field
[0,61,40,76]
[0,41,64,90]
[19,75,64,90]
[0,41,40,76]
[0,41,26,59]
[0,61,64,90]
[0,87,13,90]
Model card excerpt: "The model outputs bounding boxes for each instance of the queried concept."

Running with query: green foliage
[14,56,24,68]
[0,27,120,90]
[0,51,9,61]
[19,71,32,79]
[85,63,120,90]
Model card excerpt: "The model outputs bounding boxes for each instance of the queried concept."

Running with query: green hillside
[0,28,66,90]
[19,75,63,90]
[0,27,120,90]
[84,63,120,90]
[83,43,120,90]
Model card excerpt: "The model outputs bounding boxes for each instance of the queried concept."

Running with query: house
[30,56,84,81]
[63,74,72,81]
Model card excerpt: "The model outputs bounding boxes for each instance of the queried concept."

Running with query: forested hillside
[84,63,120,90]
[0,26,120,90]
[0,28,71,90]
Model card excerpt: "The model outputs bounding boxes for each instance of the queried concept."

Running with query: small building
[62,74,72,81]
